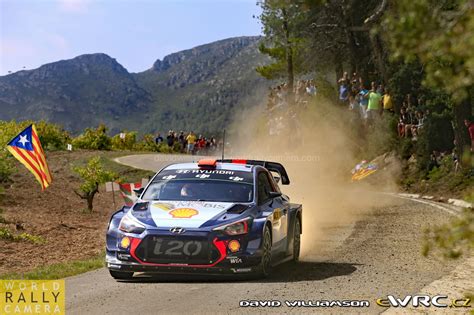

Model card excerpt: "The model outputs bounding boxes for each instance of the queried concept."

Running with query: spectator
[398,107,409,137]
[465,119,474,152]
[177,131,185,152]
[166,130,175,147]
[350,72,359,87]
[186,131,197,154]
[428,151,440,170]
[338,72,349,106]
[382,87,394,113]
[366,82,382,123]
[210,136,217,151]
[411,111,425,141]
[306,80,316,96]
[348,94,358,111]
[357,84,369,120]
[155,133,163,144]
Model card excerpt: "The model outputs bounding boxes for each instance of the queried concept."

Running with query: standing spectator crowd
[337,71,429,142]
[155,130,218,155]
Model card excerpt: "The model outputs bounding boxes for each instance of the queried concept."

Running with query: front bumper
[106,255,258,275]
[106,231,263,275]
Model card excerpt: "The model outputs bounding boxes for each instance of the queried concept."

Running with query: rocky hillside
[0,36,270,134]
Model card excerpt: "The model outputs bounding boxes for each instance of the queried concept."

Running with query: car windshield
[141,169,254,203]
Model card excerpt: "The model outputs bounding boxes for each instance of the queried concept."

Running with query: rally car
[105,159,302,280]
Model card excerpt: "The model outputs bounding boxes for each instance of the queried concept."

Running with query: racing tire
[255,226,272,278]
[292,219,301,263]
[109,270,134,280]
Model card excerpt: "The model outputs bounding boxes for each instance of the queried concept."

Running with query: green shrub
[133,134,159,152]
[0,227,45,244]
[111,131,137,151]
[35,121,70,150]
[0,155,13,183]
[72,124,111,150]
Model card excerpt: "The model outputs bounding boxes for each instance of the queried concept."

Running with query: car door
[257,171,288,253]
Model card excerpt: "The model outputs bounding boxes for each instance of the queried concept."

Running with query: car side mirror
[269,191,282,198]
[133,188,144,196]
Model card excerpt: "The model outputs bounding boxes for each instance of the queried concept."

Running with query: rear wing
[217,159,290,185]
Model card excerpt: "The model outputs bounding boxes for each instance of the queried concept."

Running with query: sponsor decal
[231,268,252,273]
[176,170,235,174]
[195,174,210,178]
[228,240,241,253]
[120,237,131,249]
[152,202,176,211]
[153,201,227,210]
[228,257,243,264]
[149,201,232,228]
[169,208,199,218]
[0,280,65,314]
[376,295,472,308]
[162,175,177,180]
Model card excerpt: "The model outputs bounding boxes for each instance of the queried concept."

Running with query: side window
[257,172,273,205]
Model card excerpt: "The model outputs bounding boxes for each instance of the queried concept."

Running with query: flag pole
[112,183,116,208]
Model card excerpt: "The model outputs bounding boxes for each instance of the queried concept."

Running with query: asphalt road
[65,154,465,314]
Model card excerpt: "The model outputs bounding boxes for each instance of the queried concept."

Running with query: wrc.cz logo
[376,295,472,308]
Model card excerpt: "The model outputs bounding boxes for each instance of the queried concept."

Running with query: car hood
[133,200,236,229]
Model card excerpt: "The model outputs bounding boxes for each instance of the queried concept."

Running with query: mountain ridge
[0,36,269,134]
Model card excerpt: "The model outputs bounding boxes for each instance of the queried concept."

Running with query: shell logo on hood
[169,208,199,218]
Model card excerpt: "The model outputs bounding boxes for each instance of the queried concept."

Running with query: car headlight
[119,214,146,234]
[213,217,252,235]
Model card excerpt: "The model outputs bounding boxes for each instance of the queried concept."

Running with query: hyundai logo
[170,227,186,234]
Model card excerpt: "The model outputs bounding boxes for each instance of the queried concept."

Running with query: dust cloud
[228,97,400,259]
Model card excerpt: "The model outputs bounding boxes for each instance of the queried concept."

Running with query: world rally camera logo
[376,295,472,309]
[0,280,65,314]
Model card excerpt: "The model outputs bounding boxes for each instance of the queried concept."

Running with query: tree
[72,124,112,150]
[384,0,474,161]
[256,0,309,98]
[73,157,118,211]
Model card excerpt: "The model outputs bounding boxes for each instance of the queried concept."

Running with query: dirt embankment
[0,151,142,275]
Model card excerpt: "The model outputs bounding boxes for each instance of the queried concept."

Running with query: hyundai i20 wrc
[106,159,302,279]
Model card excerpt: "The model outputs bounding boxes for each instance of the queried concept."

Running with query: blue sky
[0,0,262,75]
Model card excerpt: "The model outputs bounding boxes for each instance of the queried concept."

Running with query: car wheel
[292,219,301,262]
[256,226,272,278]
[109,270,134,280]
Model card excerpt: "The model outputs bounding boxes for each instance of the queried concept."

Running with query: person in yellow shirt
[383,88,394,113]
[186,131,197,154]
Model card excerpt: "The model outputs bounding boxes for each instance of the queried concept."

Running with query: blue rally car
[106,159,302,280]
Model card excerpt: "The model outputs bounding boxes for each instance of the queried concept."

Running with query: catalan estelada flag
[119,182,142,206]
[6,124,52,190]
[351,160,378,182]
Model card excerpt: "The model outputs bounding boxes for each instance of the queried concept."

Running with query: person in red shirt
[465,119,474,152]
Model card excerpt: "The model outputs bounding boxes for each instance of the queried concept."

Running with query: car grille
[135,236,220,265]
